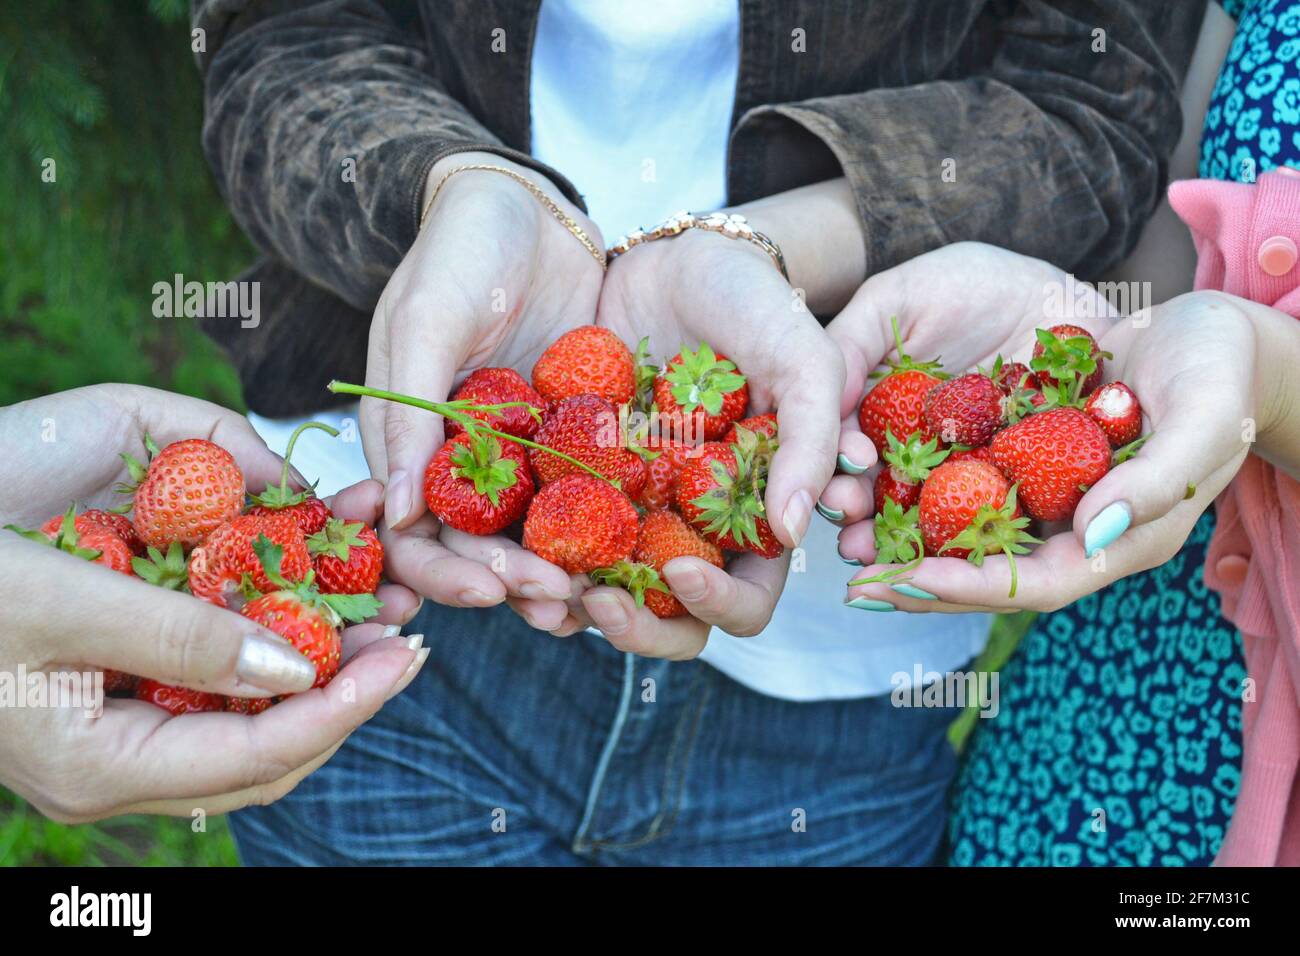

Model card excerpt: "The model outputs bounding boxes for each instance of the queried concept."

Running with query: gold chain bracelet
[418,163,607,270]
[607,211,788,280]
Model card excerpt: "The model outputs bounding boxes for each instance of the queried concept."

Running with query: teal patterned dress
[945,0,1298,866]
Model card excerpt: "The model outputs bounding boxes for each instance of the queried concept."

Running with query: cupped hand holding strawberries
[0,385,426,822]
[828,243,1264,613]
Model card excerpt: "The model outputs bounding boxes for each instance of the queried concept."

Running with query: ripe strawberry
[39,509,144,555]
[652,344,749,441]
[188,512,311,608]
[944,445,994,466]
[723,412,778,445]
[225,695,274,715]
[1031,324,1107,398]
[444,367,545,441]
[989,407,1112,522]
[103,670,139,696]
[858,318,946,456]
[9,509,134,575]
[592,510,725,618]
[246,421,338,535]
[873,428,950,514]
[917,459,1038,596]
[523,474,639,573]
[308,518,384,594]
[529,394,647,496]
[988,357,1039,395]
[424,431,534,535]
[923,372,1004,447]
[872,497,925,567]
[134,679,224,716]
[532,325,636,406]
[675,432,782,559]
[636,437,694,511]
[1084,381,1142,447]
[120,435,245,549]
[240,538,381,689]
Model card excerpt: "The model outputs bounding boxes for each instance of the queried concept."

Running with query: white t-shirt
[251,0,991,703]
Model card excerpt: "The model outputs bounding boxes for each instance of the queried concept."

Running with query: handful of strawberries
[6,423,386,715]
[856,320,1147,596]
[332,325,783,620]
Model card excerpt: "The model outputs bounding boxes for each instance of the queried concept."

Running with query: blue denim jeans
[229,603,961,865]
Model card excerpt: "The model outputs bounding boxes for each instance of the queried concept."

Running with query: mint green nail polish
[1084,502,1131,557]
[839,553,863,566]
[816,502,844,522]
[891,583,937,601]
[837,453,868,475]
[846,597,895,612]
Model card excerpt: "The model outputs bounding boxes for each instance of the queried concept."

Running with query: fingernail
[583,593,630,634]
[783,489,812,546]
[816,501,844,522]
[837,453,868,475]
[890,583,937,601]
[1084,502,1131,558]
[237,632,316,692]
[289,464,311,489]
[845,597,895,612]
[384,470,410,529]
[665,564,706,601]
[405,633,425,651]
[387,646,430,701]
[400,597,424,625]
[839,553,863,566]
[382,625,402,638]
[458,588,496,606]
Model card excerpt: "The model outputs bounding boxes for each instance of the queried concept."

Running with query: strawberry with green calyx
[590,561,672,609]
[530,394,648,495]
[117,435,246,549]
[981,355,1039,395]
[653,343,749,441]
[872,498,925,567]
[308,518,384,594]
[424,431,534,536]
[1030,325,1111,401]
[631,509,725,617]
[676,431,782,559]
[443,367,546,441]
[7,507,134,576]
[241,537,382,689]
[246,421,339,535]
[188,512,311,607]
[936,484,1039,598]
[39,508,144,555]
[858,316,948,456]
[132,541,189,590]
[874,427,950,513]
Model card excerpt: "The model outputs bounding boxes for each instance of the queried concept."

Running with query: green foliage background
[0,0,244,865]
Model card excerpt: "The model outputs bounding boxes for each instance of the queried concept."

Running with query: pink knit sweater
[1168,169,1300,866]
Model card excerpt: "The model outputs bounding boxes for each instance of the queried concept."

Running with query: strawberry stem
[326,381,617,487]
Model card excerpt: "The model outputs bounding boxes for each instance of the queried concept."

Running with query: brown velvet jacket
[193,0,1205,414]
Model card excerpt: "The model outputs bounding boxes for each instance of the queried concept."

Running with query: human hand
[363,151,604,616]
[0,385,427,821]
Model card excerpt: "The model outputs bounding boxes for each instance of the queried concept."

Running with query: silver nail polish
[237,633,316,692]
[405,634,425,651]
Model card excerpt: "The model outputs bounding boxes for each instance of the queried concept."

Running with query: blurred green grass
[1,0,249,865]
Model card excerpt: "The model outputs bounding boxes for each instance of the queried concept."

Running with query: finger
[825,280,893,419]
[371,582,423,626]
[836,520,877,567]
[438,526,573,600]
[506,596,571,632]
[816,472,874,526]
[325,478,386,525]
[661,552,787,638]
[836,412,878,476]
[378,514,507,607]
[105,635,420,804]
[4,537,319,697]
[580,586,710,660]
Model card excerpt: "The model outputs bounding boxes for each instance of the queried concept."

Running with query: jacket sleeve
[193,0,583,311]
[728,0,1206,279]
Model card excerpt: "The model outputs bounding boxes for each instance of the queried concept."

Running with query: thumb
[826,285,891,420]
[21,542,318,697]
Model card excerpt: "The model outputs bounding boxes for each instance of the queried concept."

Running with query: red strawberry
[444,367,545,441]
[917,459,1038,595]
[592,510,725,618]
[990,407,1112,522]
[652,344,749,442]
[990,358,1039,395]
[225,695,274,715]
[121,436,245,549]
[523,474,639,574]
[240,538,382,689]
[532,326,636,406]
[246,421,338,536]
[102,670,139,696]
[424,431,534,535]
[9,508,134,575]
[188,512,311,607]
[675,434,782,559]
[529,394,647,496]
[873,428,950,515]
[1084,381,1143,447]
[308,519,384,594]
[636,437,694,511]
[40,509,144,555]
[723,412,778,445]
[858,318,946,456]
[134,679,224,716]
[1031,324,1107,398]
[923,372,1004,447]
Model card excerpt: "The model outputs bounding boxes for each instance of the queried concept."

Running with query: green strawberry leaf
[132,541,188,590]
[307,518,366,561]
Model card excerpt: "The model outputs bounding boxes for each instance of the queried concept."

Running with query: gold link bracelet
[607,211,788,280]
[418,163,607,270]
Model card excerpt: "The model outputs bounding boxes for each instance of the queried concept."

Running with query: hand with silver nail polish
[0,385,429,823]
